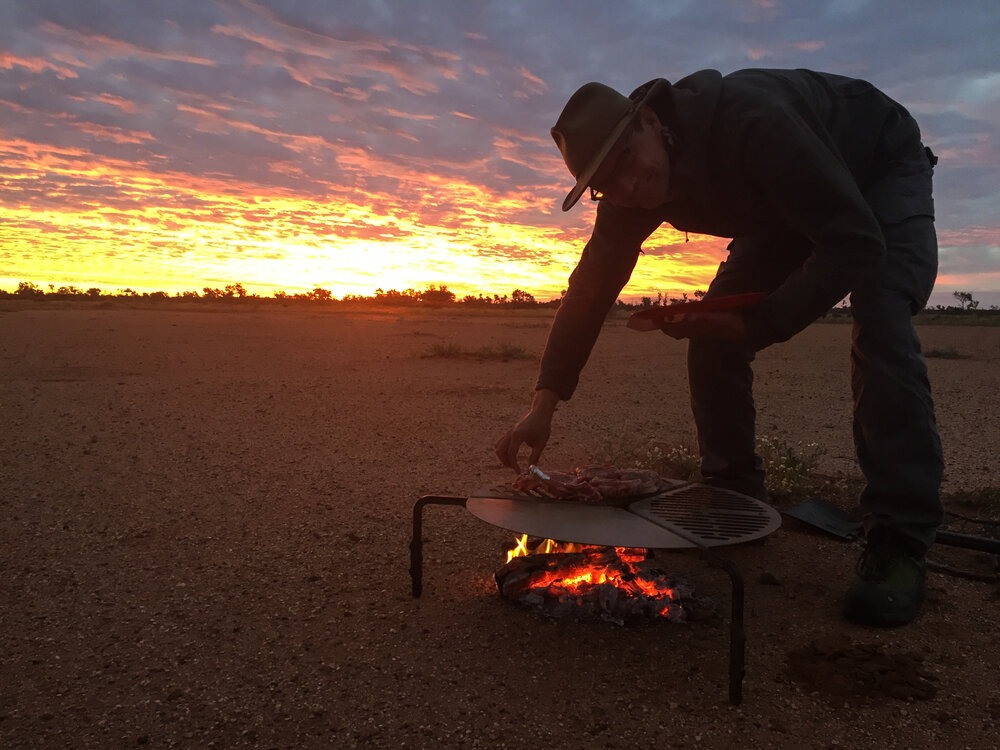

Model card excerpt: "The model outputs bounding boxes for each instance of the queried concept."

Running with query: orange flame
[505,533,590,563]
[502,533,675,613]
[505,533,645,564]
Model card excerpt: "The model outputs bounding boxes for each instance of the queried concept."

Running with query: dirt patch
[787,638,938,703]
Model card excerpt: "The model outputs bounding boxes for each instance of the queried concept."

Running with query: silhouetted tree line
[1,281,560,307]
[4,281,997,313]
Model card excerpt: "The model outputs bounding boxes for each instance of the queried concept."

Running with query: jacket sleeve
[735,107,888,350]
[535,204,663,399]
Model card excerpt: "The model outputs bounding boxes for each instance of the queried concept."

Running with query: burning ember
[495,534,706,626]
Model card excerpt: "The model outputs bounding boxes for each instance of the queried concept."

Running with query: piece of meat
[511,466,666,504]
[511,472,543,493]
[511,469,598,500]
[587,476,645,499]
[557,476,603,502]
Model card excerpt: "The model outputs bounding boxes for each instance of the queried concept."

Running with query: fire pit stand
[409,482,782,705]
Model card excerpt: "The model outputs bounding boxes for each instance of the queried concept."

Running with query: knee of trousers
[688,336,755,386]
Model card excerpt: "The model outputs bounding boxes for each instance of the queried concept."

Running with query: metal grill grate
[640,485,778,543]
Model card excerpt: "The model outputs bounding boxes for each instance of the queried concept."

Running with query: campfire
[494,534,703,625]
[411,474,783,702]
[410,477,782,702]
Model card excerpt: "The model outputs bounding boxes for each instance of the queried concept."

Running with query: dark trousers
[687,212,943,553]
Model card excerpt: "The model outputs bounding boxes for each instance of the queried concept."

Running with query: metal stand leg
[703,551,746,706]
[630,508,747,705]
[409,495,467,598]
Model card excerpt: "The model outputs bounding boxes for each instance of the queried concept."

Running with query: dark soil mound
[786,638,938,703]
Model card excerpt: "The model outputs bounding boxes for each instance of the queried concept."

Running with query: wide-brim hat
[551,79,666,211]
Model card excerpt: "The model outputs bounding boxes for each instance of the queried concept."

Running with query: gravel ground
[1,302,998,749]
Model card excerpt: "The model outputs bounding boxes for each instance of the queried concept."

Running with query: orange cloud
[0,123,714,300]
[73,122,154,145]
[93,93,139,114]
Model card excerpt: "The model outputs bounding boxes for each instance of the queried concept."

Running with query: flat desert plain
[2,302,998,749]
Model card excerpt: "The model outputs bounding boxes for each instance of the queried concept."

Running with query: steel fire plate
[467,482,781,549]
[466,495,689,548]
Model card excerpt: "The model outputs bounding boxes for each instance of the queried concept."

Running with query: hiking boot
[843,527,926,627]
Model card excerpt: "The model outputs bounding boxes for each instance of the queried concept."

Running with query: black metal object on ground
[785,498,1000,554]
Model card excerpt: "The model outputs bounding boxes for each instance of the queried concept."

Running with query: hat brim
[561,79,666,212]
[561,108,638,212]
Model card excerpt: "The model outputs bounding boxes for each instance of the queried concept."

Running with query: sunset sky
[2,1,999,304]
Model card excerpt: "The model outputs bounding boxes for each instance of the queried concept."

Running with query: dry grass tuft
[420,340,533,361]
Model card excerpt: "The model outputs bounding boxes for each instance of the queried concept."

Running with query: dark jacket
[537,68,935,400]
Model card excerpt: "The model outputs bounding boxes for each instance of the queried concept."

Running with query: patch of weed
[593,427,701,480]
[756,436,827,500]
[593,429,828,500]
[944,487,1000,513]
[420,341,532,361]
[924,347,968,360]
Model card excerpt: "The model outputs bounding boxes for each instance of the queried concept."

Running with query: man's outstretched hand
[494,389,559,474]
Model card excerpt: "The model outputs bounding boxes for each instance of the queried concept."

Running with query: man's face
[589,106,670,210]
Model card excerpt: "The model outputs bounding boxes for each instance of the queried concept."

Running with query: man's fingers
[507,441,522,473]
[626,316,660,332]
[493,434,506,462]
[528,444,542,468]
[660,313,694,340]
[495,431,522,473]
[494,433,513,467]
[660,323,688,340]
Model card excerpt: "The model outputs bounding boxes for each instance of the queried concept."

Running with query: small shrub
[423,342,465,358]
[595,430,827,498]
[652,442,702,481]
[924,346,967,360]
[756,436,826,498]
[944,487,1000,512]
[420,340,532,361]
[593,426,656,469]
[593,427,701,480]
[477,342,532,361]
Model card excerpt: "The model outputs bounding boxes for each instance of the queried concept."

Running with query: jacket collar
[632,70,723,205]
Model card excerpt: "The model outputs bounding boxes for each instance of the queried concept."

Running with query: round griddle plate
[466,496,685,548]
[466,482,781,549]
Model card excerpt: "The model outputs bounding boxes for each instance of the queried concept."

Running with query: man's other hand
[659,311,747,341]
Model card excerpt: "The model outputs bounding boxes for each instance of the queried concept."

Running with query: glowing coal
[495,535,710,626]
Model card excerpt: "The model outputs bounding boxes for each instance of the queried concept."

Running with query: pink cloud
[40,21,217,67]
[0,53,78,78]
[794,40,825,52]
[938,226,1000,247]
[212,16,461,94]
[74,121,154,145]
[93,93,138,114]
[513,66,547,100]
